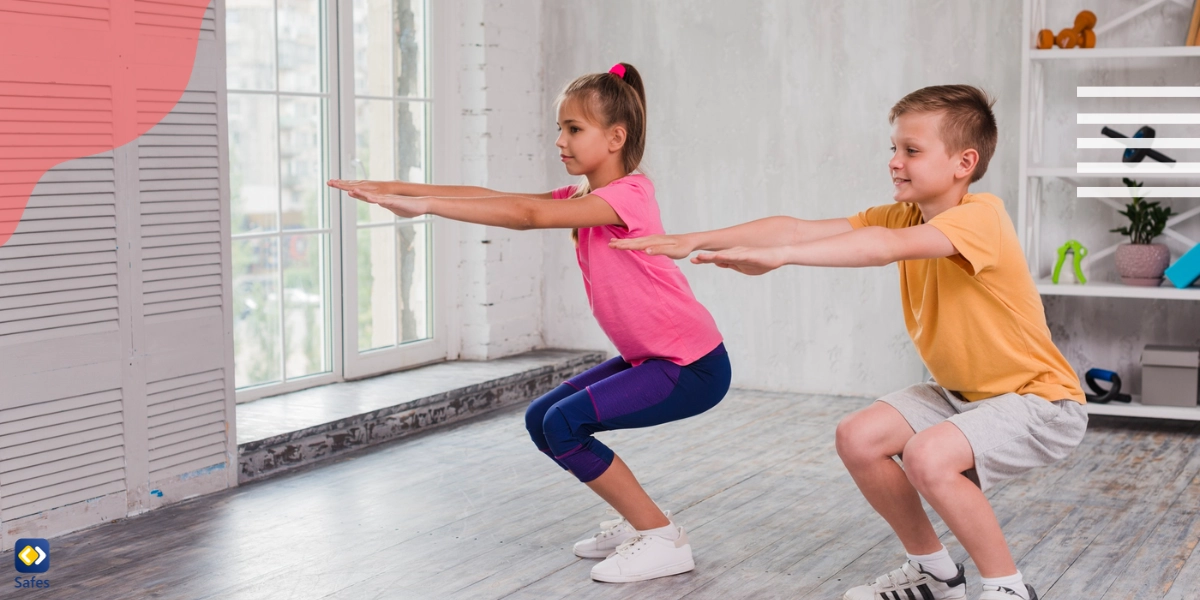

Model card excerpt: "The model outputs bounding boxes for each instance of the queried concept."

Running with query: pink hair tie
[608,63,626,79]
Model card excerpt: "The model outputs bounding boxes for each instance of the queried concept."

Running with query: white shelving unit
[1031,45,1200,59]
[1036,279,1200,300]
[1082,399,1200,420]
[1018,0,1200,421]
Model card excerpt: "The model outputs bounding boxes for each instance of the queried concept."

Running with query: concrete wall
[539,1,1025,397]
[463,0,1200,398]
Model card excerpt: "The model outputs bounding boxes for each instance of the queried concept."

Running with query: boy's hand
[346,189,430,219]
[692,246,786,276]
[327,179,392,196]
[608,234,696,259]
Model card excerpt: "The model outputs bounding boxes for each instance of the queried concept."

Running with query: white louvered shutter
[0,149,127,528]
[0,0,233,544]
[136,4,231,492]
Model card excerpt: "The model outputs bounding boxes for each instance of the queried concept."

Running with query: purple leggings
[524,343,730,482]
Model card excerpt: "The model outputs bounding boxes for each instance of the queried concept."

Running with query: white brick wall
[454,0,549,360]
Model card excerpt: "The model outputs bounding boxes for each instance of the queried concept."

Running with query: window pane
[355,98,396,224]
[226,0,276,91]
[397,222,429,343]
[395,100,427,183]
[280,96,324,230]
[353,0,424,97]
[229,93,279,234]
[233,237,281,388]
[394,0,425,97]
[358,227,396,351]
[278,0,322,93]
[283,233,331,378]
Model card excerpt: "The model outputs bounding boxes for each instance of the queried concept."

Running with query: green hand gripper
[1052,240,1088,285]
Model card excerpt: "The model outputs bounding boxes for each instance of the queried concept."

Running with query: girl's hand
[608,234,696,259]
[327,179,393,196]
[691,246,786,276]
[347,189,430,219]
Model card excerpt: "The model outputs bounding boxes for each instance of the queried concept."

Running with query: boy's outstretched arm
[692,224,957,276]
[608,216,853,259]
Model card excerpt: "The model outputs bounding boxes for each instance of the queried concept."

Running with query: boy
[610,85,1086,600]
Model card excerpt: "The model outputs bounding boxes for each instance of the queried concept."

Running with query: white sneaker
[843,560,967,600]
[589,526,694,583]
[980,583,1037,600]
[573,509,670,559]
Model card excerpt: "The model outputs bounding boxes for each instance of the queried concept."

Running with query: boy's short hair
[889,85,998,183]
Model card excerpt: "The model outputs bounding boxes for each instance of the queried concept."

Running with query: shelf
[1031,46,1200,60]
[1086,400,1200,422]
[1037,279,1200,300]
[1028,167,1200,179]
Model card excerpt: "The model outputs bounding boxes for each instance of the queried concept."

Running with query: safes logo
[14,540,48,573]
[13,539,50,591]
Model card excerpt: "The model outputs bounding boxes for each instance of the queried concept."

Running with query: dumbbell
[1101,126,1177,163]
[1037,10,1097,49]
[1084,369,1131,404]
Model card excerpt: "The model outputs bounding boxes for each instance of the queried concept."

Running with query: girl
[327,63,730,584]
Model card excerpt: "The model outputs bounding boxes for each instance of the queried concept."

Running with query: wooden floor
[19,389,1200,599]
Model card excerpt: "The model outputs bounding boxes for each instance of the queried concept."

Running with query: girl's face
[555,96,625,176]
[888,111,961,204]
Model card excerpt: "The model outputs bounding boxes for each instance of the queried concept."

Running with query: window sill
[236,349,605,483]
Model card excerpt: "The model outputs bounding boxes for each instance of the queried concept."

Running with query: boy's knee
[835,408,889,464]
[901,436,953,491]
[834,414,861,460]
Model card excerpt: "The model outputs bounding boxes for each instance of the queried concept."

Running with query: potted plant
[1112,177,1173,286]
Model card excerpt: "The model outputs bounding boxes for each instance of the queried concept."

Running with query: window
[226,0,446,398]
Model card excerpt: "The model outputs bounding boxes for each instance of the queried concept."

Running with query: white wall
[538,1,1025,397]
[454,0,549,360]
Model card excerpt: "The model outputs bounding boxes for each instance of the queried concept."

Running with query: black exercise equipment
[1100,126,1176,164]
[1084,368,1132,404]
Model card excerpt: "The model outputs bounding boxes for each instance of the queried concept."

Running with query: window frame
[229,0,459,403]
[336,0,456,380]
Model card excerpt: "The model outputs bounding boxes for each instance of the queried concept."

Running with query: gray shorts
[878,383,1088,491]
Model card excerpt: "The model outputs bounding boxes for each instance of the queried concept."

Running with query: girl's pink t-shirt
[553,174,723,366]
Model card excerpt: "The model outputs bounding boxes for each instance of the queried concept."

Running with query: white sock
[905,546,958,580]
[981,572,1028,599]
[637,522,680,541]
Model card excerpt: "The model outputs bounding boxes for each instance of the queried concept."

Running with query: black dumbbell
[1084,368,1132,404]
[1101,126,1176,163]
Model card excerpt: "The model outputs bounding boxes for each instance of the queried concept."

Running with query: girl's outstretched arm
[328,179,553,200]
[348,189,625,231]
[609,216,853,259]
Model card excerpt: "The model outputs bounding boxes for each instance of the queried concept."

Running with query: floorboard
[10,390,1199,600]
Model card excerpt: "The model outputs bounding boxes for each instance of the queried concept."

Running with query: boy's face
[888,111,965,204]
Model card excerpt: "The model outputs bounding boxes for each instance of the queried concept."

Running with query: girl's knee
[525,385,573,439]
[524,400,547,437]
[541,405,574,448]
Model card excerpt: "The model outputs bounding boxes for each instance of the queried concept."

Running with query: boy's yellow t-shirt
[848,193,1085,404]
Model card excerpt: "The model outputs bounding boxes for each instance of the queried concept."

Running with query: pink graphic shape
[0,0,211,247]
